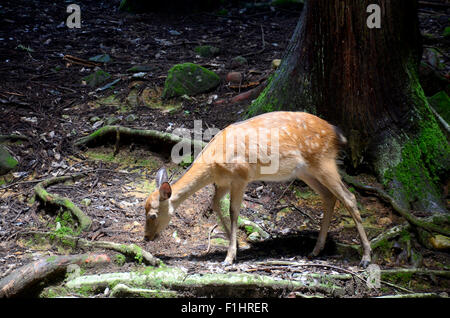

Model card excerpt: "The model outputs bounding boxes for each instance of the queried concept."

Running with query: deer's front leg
[223,181,246,265]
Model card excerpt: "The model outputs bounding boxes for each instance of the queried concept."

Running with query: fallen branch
[340,172,450,237]
[34,173,92,232]
[0,253,110,298]
[22,231,161,266]
[63,54,102,68]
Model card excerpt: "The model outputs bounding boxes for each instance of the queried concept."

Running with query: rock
[82,69,112,87]
[89,54,111,63]
[0,145,18,175]
[89,116,101,123]
[429,234,450,250]
[226,71,242,84]
[92,120,104,129]
[106,116,120,125]
[377,217,392,226]
[272,59,281,69]
[247,232,261,243]
[194,45,220,58]
[162,63,220,99]
[231,56,248,68]
[81,198,92,207]
[125,114,137,122]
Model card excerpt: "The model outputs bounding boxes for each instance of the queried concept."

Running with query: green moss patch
[428,91,450,123]
[383,118,450,205]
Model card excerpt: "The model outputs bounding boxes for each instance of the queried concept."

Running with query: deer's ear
[159,182,172,201]
[155,167,169,187]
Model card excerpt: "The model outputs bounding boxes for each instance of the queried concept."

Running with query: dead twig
[206,223,218,253]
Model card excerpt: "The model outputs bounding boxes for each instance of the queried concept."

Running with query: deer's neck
[169,164,213,213]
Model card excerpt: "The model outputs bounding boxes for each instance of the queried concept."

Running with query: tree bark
[247,0,449,214]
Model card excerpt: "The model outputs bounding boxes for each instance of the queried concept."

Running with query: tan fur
[144,111,371,267]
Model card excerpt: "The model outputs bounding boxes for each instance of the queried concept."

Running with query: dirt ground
[0,0,449,298]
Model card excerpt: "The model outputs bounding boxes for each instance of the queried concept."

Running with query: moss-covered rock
[0,145,18,175]
[162,63,220,99]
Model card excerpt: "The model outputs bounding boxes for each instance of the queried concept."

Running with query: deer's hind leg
[314,160,372,268]
[212,184,231,240]
[298,174,336,258]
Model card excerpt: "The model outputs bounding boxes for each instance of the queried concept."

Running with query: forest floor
[0,0,449,298]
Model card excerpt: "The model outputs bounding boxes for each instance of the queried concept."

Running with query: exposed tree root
[0,134,29,143]
[65,266,345,297]
[34,172,92,232]
[74,125,206,151]
[22,231,161,266]
[110,283,178,298]
[376,292,447,298]
[0,253,110,298]
[370,223,411,250]
[341,171,450,237]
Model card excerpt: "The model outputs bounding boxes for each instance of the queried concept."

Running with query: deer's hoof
[221,260,233,266]
[307,251,318,260]
[359,260,370,269]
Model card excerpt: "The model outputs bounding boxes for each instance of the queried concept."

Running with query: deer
[144,111,372,268]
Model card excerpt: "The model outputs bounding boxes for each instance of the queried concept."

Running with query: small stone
[81,198,92,207]
[247,232,261,243]
[377,217,392,226]
[90,116,101,123]
[429,234,450,250]
[125,114,137,122]
[106,116,120,125]
[92,120,104,129]
[272,59,281,69]
[89,54,111,63]
[226,71,242,84]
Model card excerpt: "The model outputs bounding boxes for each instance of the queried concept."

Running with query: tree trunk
[248,0,449,214]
